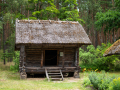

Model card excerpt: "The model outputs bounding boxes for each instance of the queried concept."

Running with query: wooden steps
[45,68,64,81]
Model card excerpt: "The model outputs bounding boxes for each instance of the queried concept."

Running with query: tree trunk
[112,0,114,7]
[112,29,114,43]
[2,0,5,65]
[95,30,98,48]
[78,0,81,16]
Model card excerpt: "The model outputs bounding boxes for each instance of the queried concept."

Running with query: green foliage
[63,10,84,23]
[80,43,119,71]
[10,51,20,72]
[89,71,116,90]
[16,13,25,20]
[28,0,84,23]
[115,0,120,11]
[109,77,120,90]
[95,10,120,33]
[3,13,14,23]
[83,77,91,87]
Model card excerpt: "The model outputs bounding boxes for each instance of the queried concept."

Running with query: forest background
[0,0,120,71]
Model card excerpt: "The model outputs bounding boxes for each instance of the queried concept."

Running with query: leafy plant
[109,77,120,90]
[10,51,20,72]
[83,77,91,87]
[79,43,119,71]
[89,71,116,90]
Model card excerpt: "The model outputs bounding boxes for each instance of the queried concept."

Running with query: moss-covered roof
[103,39,120,56]
[15,20,91,45]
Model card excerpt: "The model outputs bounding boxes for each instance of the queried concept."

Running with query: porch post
[62,46,65,68]
[41,47,43,68]
[74,46,80,78]
[77,47,79,68]
[20,45,27,79]
[20,45,25,67]
[75,48,77,66]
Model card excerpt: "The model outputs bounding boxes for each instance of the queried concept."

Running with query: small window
[60,52,63,56]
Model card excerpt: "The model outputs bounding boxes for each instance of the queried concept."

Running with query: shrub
[89,71,116,90]
[83,77,91,87]
[99,75,116,90]
[89,71,104,89]
[10,51,20,72]
[79,43,120,71]
[109,77,120,90]
[80,64,97,72]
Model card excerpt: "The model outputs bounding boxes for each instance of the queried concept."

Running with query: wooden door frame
[43,49,59,66]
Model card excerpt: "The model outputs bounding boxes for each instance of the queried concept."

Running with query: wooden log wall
[58,47,75,67]
[23,46,76,67]
[25,47,41,67]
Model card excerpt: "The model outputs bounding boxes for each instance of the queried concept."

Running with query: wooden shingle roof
[15,20,91,45]
[103,39,120,56]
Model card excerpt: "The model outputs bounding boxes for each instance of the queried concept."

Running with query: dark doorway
[45,50,57,66]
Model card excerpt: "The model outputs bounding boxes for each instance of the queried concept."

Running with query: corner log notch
[20,45,27,79]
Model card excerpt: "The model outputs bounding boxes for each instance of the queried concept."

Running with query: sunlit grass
[0,69,91,90]
[0,61,92,90]
[1,62,120,90]
[0,70,91,90]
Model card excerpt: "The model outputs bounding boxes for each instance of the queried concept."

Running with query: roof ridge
[16,20,79,24]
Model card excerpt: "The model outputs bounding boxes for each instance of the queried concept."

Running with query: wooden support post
[77,47,79,68]
[20,45,27,79]
[20,45,25,67]
[62,46,65,68]
[74,46,80,78]
[41,47,43,68]
[75,48,77,66]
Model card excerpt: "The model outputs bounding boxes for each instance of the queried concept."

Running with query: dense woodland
[0,0,120,65]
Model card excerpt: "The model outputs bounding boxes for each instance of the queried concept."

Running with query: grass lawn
[0,62,92,90]
[0,62,120,90]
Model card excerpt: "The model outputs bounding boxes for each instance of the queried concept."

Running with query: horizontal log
[27,59,41,62]
[26,50,41,52]
[26,53,41,54]
[26,53,41,55]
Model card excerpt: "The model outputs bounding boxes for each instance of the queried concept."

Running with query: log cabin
[15,20,91,80]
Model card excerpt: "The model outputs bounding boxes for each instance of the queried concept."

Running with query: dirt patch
[0,79,6,81]
[64,77,80,82]
[27,78,45,81]
[27,77,81,82]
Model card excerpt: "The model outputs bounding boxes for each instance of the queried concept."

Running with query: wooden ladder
[45,68,64,81]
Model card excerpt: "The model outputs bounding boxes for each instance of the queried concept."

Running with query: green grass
[0,62,92,90]
[0,49,119,90]
[0,49,92,90]
[0,62,120,90]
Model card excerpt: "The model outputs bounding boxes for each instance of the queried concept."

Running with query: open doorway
[45,50,57,66]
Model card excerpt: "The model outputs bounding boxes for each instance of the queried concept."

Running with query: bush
[83,77,91,87]
[10,51,20,72]
[89,71,116,90]
[109,77,120,90]
[79,43,120,71]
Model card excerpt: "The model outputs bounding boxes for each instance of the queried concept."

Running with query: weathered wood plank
[41,48,43,68]
[77,47,79,68]
[20,45,25,67]
[62,47,65,68]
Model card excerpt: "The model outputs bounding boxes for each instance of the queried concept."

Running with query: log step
[45,68,64,81]
[49,75,61,76]
[48,73,61,74]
